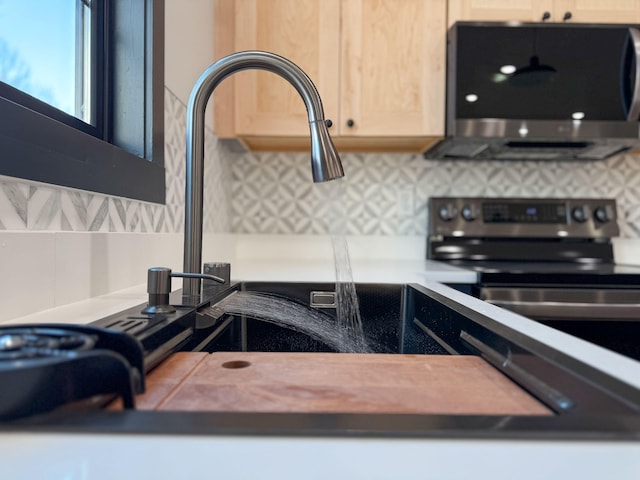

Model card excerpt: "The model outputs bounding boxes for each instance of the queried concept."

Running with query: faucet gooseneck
[183,51,344,297]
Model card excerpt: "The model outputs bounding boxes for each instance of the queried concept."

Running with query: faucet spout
[183,51,344,297]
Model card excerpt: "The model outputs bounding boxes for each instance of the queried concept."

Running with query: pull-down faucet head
[309,118,344,182]
[183,51,344,297]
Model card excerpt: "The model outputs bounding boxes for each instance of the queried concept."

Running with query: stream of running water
[204,178,369,352]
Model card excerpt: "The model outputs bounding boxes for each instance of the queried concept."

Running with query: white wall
[164,0,216,105]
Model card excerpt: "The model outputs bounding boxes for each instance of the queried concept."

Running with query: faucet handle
[170,270,225,284]
[142,267,225,315]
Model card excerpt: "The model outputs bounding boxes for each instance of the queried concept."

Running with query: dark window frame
[0,0,165,204]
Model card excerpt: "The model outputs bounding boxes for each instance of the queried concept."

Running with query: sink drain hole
[222,360,251,369]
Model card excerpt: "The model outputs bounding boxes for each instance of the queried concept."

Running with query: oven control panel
[429,197,619,238]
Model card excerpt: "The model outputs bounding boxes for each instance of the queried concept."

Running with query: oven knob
[571,205,588,223]
[594,206,609,223]
[438,204,457,222]
[461,205,476,221]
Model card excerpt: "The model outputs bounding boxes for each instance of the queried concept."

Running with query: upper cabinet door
[449,0,640,24]
[340,0,446,137]
[448,0,555,24]
[214,0,446,150]
[233,0,341,136]
[557,1,640,23]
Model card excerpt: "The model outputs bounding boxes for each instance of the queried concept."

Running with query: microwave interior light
[500,64,516,74]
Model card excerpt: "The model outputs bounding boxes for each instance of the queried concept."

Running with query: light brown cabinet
[448,0,640,24]
[213,0,446,152]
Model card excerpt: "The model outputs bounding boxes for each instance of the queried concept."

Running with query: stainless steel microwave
[425,22,640,161]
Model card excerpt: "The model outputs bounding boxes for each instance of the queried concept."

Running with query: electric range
[428,197,640,359]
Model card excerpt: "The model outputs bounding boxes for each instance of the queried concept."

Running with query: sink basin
[78,281,640,436]
[174,281,640,418]
[187,282,449,355]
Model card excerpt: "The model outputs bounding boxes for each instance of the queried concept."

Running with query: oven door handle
[488,299,640,321]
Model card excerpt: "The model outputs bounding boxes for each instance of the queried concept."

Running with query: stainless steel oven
[428,197,640,360]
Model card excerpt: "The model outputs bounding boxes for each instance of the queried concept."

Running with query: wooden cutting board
[125,352,552,416]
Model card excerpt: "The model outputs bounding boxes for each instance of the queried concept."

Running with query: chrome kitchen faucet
[182,51,344,297]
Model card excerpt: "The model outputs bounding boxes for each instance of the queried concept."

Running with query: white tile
[87,233,184,297]
[0,181,28,230]
[0,232,55,322]
[27,186,61,230]
[60,190,89,231]
[54,232,92,306]
[87,196,110,232]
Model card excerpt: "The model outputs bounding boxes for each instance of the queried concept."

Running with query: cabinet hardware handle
[563,11,572,21]
[346,119,355,127]
[541,11,551,21]
[325,119,333,128]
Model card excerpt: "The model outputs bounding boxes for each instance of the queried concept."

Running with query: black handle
[562,11,572,21]
[346,119,355,128]
[325,119,333,128]
[541,11,551,21]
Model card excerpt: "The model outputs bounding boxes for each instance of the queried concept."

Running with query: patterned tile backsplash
[2,87,640,238]
[229,150,640,238]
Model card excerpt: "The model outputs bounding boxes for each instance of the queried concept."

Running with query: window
[0,0,165,204]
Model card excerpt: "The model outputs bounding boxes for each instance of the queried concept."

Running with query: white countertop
[2,257,640,479]
[2,258,475,326]
[3,433,639,480]
[232,258,475,284]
